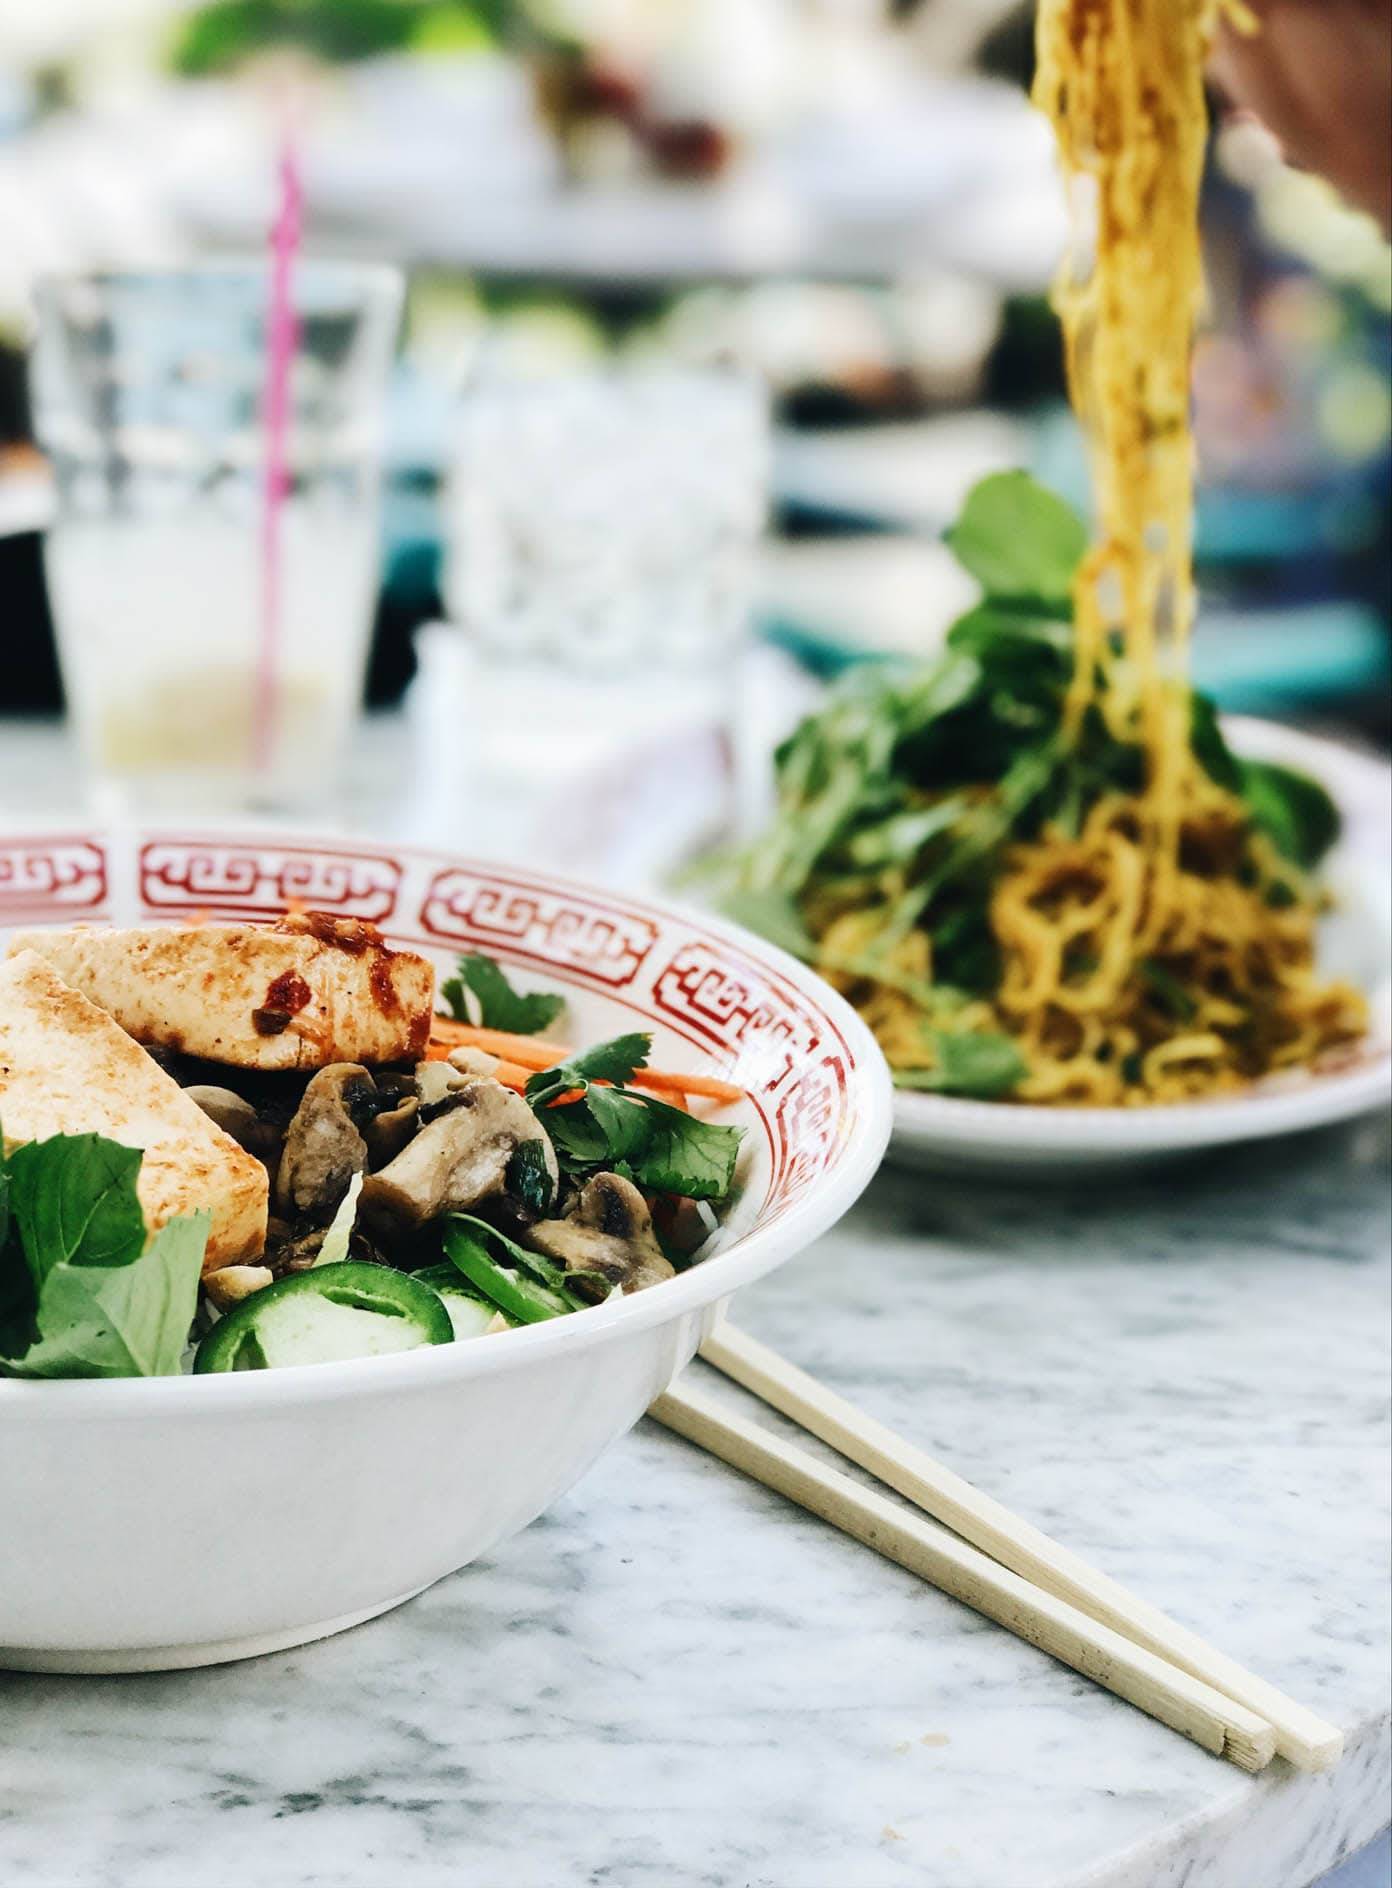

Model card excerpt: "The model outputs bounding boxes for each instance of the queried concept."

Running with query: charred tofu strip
[8,912,435,1072]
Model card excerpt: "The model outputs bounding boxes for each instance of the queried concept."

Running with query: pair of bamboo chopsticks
[650,1320,1341,1775]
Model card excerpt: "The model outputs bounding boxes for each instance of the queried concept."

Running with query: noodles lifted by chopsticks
[722,0,1367,1106]
[983,0,1363,1103]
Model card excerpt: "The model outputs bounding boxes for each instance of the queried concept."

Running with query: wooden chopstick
[651,1380,1276,1772]
[696,1321,1342,1773]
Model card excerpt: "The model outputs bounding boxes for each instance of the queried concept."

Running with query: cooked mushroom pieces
[526,1173,675,1299]
[360,1079,559,1230]
[274,1062,377,1222]
[183,1085,284,1163]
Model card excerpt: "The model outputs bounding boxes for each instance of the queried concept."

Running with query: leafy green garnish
[0,1130,209,1378]
[440,953,566,1036]
[1140,960,1198,1022]
[442,1215,593,1324]
[6,1214,209,1379]
[942,471,1087,609]
[1190,691,1243,794]
[706,469,1348,1091]
[6,1134,147,1291]
[717,888,817,960]
[525,1032,742,1201]
[625,1096,744,1198]
[895,1031,1027,1099]
[525,1033,652,1107]
[505,1140,556,1217]
[1239,760,1340,870]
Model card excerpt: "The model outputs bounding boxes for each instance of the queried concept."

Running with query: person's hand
[1210,0,1392,232]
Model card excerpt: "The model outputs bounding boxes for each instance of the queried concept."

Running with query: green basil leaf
[942,472,1087,606]
[5,1133,147,1292]
[4,1211,209,1379]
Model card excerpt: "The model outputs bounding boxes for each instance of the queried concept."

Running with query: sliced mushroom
[361,1079,557,1230]
[184,1085,281,1161]
[204,1264,274,1310]
[364,1094,419,1167]
[414,1059,469,1108]
[267,1225,329,1274]
[274,1063,376,1222]
[446,1046,501,1079]
[526,1172,674,1298]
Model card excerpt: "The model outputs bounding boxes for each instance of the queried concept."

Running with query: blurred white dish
[890,720,1392,1176]
[0,835,892,1672]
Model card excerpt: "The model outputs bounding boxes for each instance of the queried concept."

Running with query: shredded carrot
[427,1020,562,1067]
[631,1068,744,1105]
[430,1018,744,1106]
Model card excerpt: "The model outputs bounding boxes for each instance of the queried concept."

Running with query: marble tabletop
[3,1112,1388,1888]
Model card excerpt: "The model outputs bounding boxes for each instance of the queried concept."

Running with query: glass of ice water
[32,264,402,813]
[440,365,769,878]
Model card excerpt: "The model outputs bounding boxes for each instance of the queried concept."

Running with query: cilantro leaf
[618,1097,743,1200]
[583,1086,654,1164]
[440,954,566,1035]
[523,1030,743,1202]
[525,1032,652,1106]
[3,1210,209,1379]
[943,472,1087,607]
[896,1031,1027,1099]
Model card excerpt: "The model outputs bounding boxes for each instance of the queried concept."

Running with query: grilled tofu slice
[0,951,268,1270]
[9,912,435,1072]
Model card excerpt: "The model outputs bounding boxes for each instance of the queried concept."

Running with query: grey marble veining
[3,1117,1388,1888]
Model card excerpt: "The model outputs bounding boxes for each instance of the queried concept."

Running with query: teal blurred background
[1,0,1388,735]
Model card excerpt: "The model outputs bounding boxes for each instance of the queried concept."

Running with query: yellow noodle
[808,0,1368,1103]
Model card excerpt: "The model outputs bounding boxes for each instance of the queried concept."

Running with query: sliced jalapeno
[194,1261,454,1373]
[412,1263,514,1339]
[441,1221,586,1325]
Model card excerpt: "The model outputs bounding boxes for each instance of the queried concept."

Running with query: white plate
[889,719,1392,1176]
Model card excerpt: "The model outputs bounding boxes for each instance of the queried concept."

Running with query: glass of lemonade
[31,264,402,812]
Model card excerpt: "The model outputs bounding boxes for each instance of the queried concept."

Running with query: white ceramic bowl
[0,832,893,1671]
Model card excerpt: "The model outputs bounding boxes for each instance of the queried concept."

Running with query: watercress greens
[710,471,1344,1100]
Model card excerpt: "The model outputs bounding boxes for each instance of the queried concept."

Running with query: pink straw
[255,134,303,774]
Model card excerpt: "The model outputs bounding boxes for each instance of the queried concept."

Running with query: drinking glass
[31,264,402,812]
[439,365,769,878]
